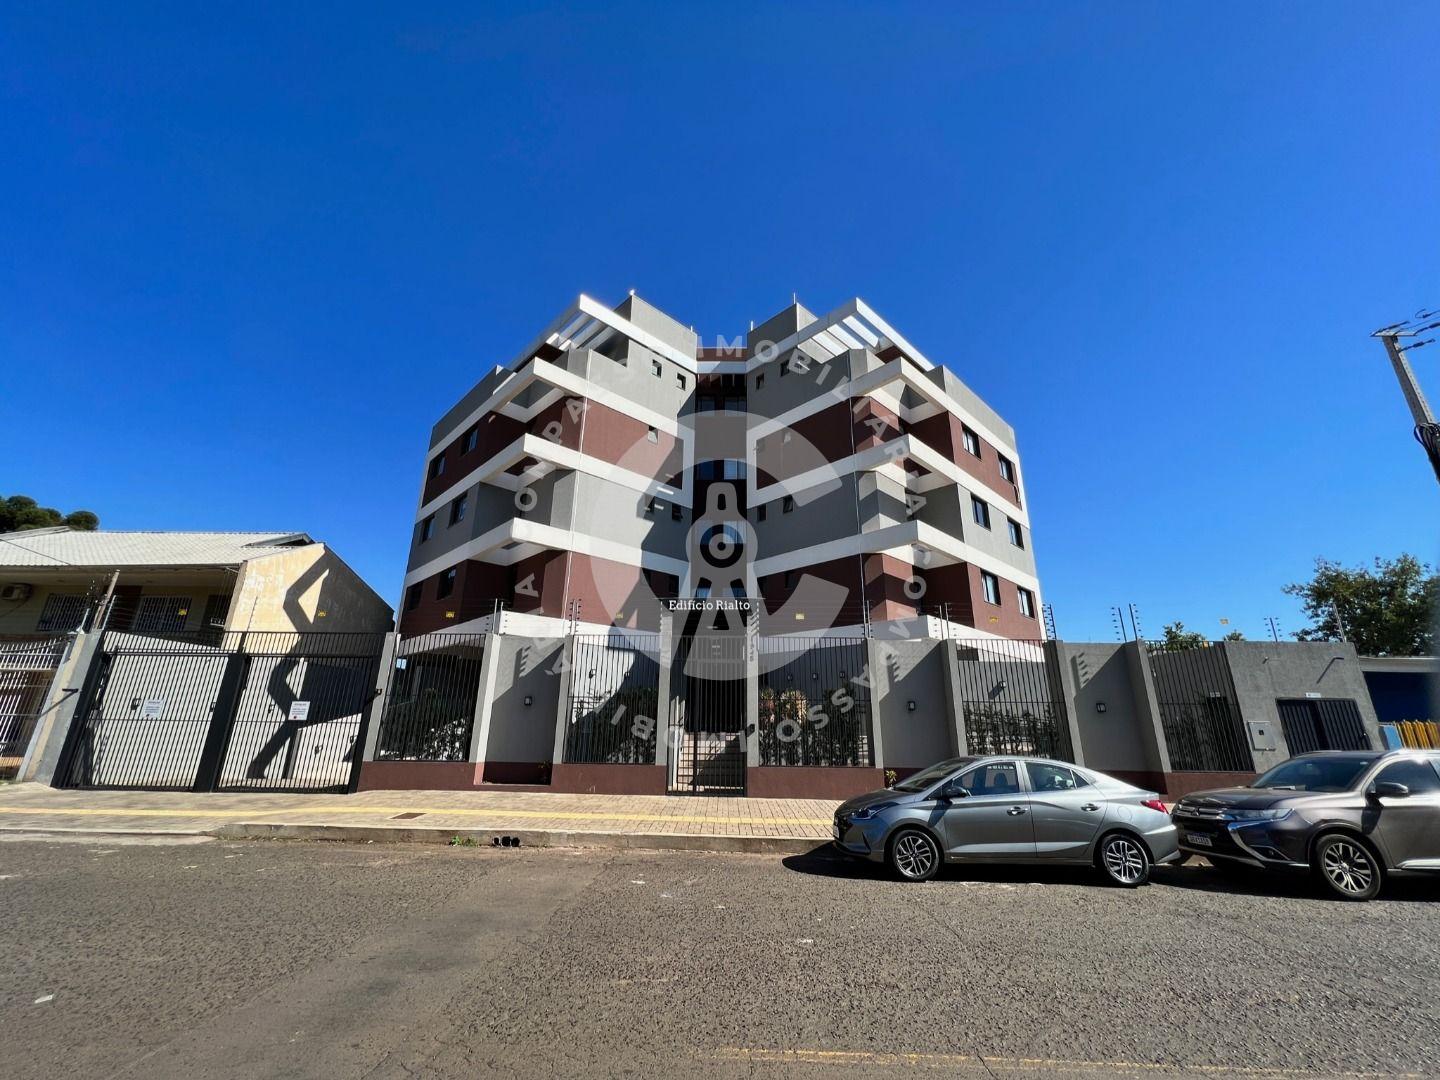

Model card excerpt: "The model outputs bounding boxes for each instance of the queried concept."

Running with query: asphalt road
[3,835,1439,1080]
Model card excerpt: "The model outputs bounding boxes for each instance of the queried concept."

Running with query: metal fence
[0,635,71,780]
[58,631,386,792]
[1144,641,1254,772]
[1277,698,1370,754]
[564,635,659,765]
[670,632,749,793]
[374,634,486,761]
[953,638,1073,761]
[757,637,872,767]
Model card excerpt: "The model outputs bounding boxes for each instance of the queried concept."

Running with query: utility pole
[1373,310,1440,483]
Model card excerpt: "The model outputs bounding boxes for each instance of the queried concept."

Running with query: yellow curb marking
[0,806,832,828]
[711,1048,1419,1078]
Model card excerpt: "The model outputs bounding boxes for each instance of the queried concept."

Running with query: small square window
[971,496,991,529]
[646,426,658,443]
[421,515,435,542]
[428,455,446,479]
[1007,518,1023,548]
[962,426,981,457]
[755,372,765,390]
[676,373,687,389]
[405,584,422,611]
[981,571,1000,606]
[998,454,1015,483]
[651,359,662,377]
[756,503,767,523]
[437,568,457,599]
[1018,587,1035,618]
[782,495,794,513]
[463,428,478,454]
[671,504,683,521]
[449,493,468,525]
[784,570,797,588]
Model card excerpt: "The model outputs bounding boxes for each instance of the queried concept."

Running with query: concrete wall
[870,638,953,770]
[1061,642,1165,775]
[478,635,565,783]
[229,545,393,633]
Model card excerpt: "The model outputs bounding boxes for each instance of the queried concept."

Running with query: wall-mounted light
[1095,701,1107,714]
[523,695,533,707]
[907,700,917,712]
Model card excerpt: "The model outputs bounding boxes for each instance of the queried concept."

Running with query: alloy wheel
[1103,836,1146,884]
[893,832,937,880]
[1321,839,1376,897]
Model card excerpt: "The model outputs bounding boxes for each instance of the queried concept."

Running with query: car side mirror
[937,784,970,801]
[1371,781,1410,800]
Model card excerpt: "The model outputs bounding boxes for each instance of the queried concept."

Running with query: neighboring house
[0,528,392,636]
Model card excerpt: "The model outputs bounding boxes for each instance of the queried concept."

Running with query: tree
[1159,621,1209,650]
[0,494,100,533]
[1283,555,1437,657]
[1222,630,1246,642]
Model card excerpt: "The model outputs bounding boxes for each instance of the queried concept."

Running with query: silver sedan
[833,755,1180,886]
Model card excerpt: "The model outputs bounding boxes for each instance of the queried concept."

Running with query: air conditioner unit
[1,583,34,602]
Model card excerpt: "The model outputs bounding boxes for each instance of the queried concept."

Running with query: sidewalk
[0,784,840,854]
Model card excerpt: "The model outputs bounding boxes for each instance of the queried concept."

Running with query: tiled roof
[0,528,314,569]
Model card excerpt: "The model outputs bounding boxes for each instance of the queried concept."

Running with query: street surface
[3,835,1438,1079]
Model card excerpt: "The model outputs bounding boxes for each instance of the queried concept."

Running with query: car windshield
[1251,757,1375,792]
[892,757,976,793]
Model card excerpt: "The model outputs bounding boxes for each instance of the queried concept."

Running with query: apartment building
[399,292,1041,641]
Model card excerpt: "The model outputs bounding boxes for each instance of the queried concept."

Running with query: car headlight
[851,803,894,821]
[1223,808,1292,822]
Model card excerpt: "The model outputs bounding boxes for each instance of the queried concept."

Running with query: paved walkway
[0,784,840,852]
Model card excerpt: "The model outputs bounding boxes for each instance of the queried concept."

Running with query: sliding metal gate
[1278,698,1371,754]
[58,631,384,793]
[669,633,747,794]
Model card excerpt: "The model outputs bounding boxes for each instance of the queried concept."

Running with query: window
[651,359,662,377]
[784,570,798,588]
[676,373,686,389]
[1007,518,1023,548]
[962,426,981,457]
[436,568,457,600]
[695,581,712,599]
[981,571,1001,605]
[756,503,767,523]
[998,454,1015,483]
[723,459,746,479]
[954,761,1020,797]
[421,515,435,542]
[1026,762,1079,792]
[449,493,468,525]
[463,427,478,454]
[1374,759,1440,795]
[782,495,794,513]
[133,596,192,634]
[971,496,991,528]
[646,426,658,443]
[405,584,422,611]
[779,360,787,377]
[36,593,87,632]
[671,504,683,521]
[755,373,765,390]
[1017,587,1036,618]
[645,498,659,516]
[428,455,446,479]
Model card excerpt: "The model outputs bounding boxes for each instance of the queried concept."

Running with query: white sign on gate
[139,699,164,718]
[288,700,311,722]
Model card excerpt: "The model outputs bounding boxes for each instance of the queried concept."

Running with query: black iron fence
[374,634,486,761]
[58,631,386,792]
[953,638,1073,761]
[1144,641,1254,772]
[565,636,660,764]
[0,635,71,780]
[757,637,872,767]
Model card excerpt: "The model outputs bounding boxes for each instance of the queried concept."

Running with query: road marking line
[711,1048,1419,1077]
[0,806,832,827]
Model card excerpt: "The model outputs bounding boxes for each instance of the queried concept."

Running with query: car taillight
[1142,798,1169,814]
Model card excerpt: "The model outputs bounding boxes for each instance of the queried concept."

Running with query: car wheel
[888,828,941,882]
[1098,832,1151,887]
[1313,834,1383,902]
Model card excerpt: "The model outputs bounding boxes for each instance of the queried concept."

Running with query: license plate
[832,824,842,839]
[1185,832,1213,848]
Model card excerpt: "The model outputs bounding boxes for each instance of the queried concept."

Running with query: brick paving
[0,783,839,843]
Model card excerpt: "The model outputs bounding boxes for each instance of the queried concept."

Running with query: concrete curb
[213,821,827,855]
[0,825,211,838]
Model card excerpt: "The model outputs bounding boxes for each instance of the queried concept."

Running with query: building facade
[399,292,1041,641]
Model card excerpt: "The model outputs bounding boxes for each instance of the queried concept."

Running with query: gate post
[1124,640,1173,778]
[654,614,673,770]
[192,640,251,792]
[355,631,398,786]
[1044,639,1085,766]
[34,631,108,787]
[744,610,759,771]
[468,632,504,767]
[864,636,889,769]
[549,635,577,766]
[940,639,969,758]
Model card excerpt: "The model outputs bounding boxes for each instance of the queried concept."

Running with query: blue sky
[2,3,1436,641]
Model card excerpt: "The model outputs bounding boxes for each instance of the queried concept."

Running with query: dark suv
[1172,750,1440,900]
